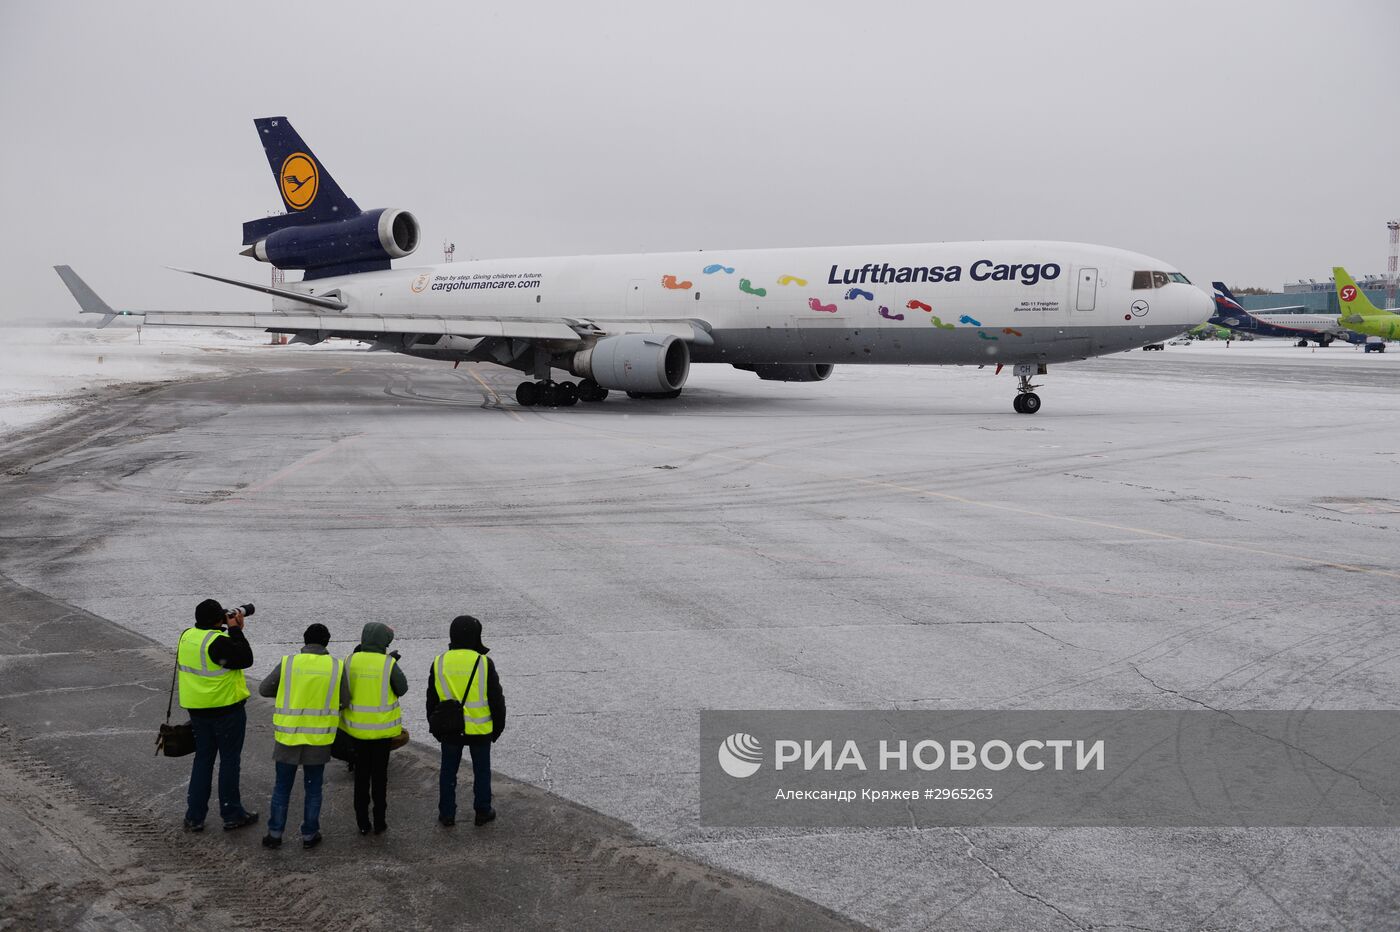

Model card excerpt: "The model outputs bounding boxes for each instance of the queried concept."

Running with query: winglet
[53,265,121,328]
[1333,266,1382,321]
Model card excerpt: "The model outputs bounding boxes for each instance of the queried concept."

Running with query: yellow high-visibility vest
[340,652,403,739]
[177,627,251,710]
[272,653,341,747]
[432,649,492,736]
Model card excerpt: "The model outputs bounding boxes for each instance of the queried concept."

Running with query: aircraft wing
[131,310,711,345]
[141,310,585,342]
[56,267,714,345]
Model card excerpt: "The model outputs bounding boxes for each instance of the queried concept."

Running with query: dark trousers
[267,762,325,839]
[353,737,392,829]
[185,705,248,825]
[439,739,492,818]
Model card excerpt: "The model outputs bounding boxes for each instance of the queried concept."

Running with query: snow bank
[0,325,360,438]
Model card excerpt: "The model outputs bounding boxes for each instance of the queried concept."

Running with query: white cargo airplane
[57,117,1210,414]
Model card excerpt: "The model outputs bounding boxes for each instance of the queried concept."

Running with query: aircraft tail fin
[1333,266,1384,320]
[1209,281,1245,325]
[242,117,360,245]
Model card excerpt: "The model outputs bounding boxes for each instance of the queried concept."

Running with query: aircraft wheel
[1012,394,1025,413]
[537,381,557,407]
[578,379,606,402]
[1017,393,1041,414]
[556,381,579,407]
[1297,340,1308,348]
[515,381,538,407]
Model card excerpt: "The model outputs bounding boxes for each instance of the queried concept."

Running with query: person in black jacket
[426,615,505,826]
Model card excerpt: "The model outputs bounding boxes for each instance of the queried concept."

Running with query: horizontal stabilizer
[167,267,347,311]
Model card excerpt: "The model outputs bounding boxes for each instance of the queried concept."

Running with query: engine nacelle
[246,208,419,273]
[736,363,835,382]
[572,334,690,393]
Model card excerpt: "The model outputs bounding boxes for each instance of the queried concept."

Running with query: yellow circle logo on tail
[279,152,319,210]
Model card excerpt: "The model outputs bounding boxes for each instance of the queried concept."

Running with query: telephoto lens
[238,604,256,617]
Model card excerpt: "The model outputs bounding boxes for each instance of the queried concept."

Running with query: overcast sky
[2,0,1397,321]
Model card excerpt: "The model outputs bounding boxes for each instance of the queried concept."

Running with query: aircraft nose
[1183,286,1213,325]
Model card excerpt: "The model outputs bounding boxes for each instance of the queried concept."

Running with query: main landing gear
[515,379,609,407]
[1011,363,1044,414]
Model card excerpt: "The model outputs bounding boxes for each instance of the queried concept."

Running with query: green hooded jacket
[355,622,409,697]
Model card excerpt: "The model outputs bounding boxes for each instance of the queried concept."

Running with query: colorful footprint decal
[1002,327,1023,337]
[959,314,982,326]
[845,288,874,301]
[739,278,767,297]
[878,306,904,321]
[703,264,735,275]
[929,315,955,330]
[808,298,837,313]
[661,274,693,290]
[777,275,807,287]
[907,300,932,312]
[977,330,999,341]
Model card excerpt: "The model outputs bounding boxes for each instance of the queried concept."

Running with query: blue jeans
[439,740,492,818]
[267,761,325,839]
[184,704,248,825]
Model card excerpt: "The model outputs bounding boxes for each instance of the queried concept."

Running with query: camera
[225,603,256,619]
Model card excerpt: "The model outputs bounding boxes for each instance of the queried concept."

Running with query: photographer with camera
[179,599,259,833]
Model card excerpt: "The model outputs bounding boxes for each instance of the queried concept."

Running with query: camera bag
[155,650,195,757]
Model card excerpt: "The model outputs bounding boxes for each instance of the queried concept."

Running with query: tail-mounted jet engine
[241,208,420,279]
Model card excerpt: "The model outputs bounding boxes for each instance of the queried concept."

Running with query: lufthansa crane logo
[1340,285,1357,303]
[1130,299,1150,318]
[410,272,431,294]
[280,152,319,211]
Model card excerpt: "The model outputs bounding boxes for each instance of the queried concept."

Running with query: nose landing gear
[1011,363,1045,414]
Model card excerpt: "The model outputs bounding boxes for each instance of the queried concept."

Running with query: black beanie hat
[303,623,330,646]
[195,598,225,627]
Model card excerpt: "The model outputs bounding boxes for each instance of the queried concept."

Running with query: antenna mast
[1386,220,1399,309]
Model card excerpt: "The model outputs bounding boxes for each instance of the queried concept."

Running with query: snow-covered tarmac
[2,327,1398,929]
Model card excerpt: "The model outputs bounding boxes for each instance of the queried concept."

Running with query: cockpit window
[1134,270,1187,289]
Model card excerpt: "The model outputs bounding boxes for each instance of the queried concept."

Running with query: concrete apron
[0,572,862,931]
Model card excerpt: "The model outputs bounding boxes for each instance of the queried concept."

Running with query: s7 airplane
[57,117,1210,414]
[1333,266,1400,341]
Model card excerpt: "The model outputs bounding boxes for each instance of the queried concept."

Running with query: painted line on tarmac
[465,368,525,422]
[233,432,366,497]
[543,420,1400,582]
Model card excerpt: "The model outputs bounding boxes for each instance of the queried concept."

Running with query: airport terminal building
[1236,276,1391,313]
